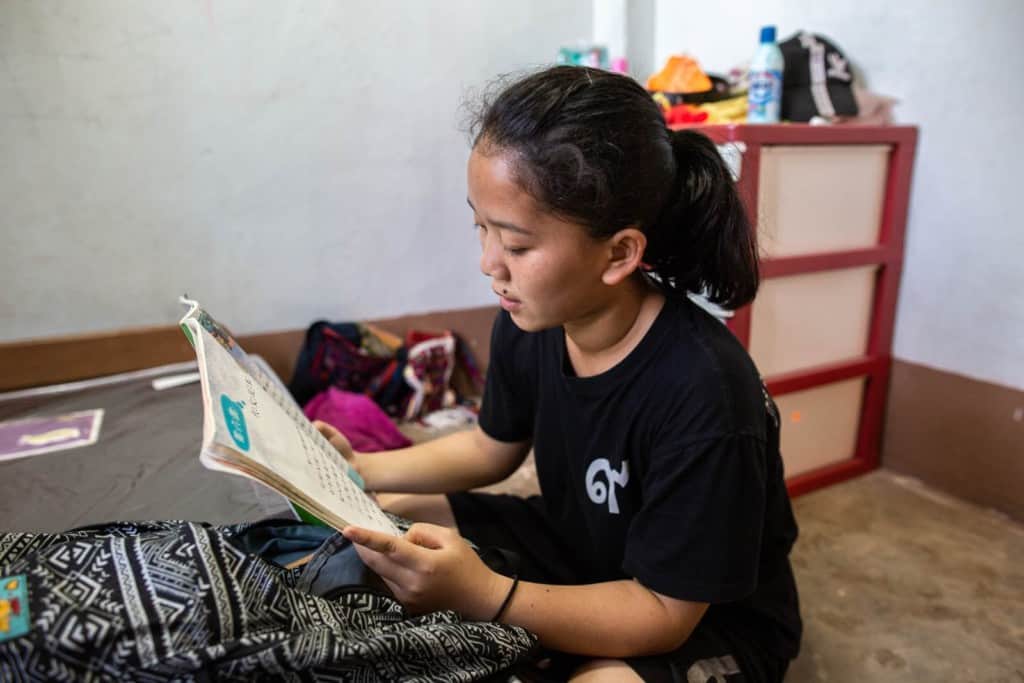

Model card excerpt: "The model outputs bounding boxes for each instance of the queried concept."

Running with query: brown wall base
[11,315,1022,523]
[0,306,500,392]
[882,359,1024,522]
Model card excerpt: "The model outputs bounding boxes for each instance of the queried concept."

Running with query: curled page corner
[179,294,200,319]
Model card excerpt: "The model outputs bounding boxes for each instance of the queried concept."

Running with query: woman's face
[467,147,612,332]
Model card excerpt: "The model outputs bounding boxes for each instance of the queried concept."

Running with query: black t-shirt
[478,297,802,661]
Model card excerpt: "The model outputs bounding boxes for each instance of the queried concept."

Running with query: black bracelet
[491,574,519,622]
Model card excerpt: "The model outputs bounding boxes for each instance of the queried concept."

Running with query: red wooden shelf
[682,124,918,496]
[760,245,896,278]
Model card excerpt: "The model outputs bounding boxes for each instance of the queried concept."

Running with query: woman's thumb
[313,419,339,439]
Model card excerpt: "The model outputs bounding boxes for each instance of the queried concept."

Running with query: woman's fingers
[344,526,395,553]
[313,420,355,459]
[344,527,423,569]
[345,525,493,616]
[404,523,453,550]
[312,420,338,439]
[356,547,418,590]
[345,528,425,597]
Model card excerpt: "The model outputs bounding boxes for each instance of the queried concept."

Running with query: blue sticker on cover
[220,394,251,452]
[0,574,30,643]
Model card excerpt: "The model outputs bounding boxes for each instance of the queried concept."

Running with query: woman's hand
[313,420,371,490]
[342,523,512,620]
[314,420,356,459]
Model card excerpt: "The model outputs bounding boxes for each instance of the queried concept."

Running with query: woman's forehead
[467,150,542,223]
[467,147,594,240]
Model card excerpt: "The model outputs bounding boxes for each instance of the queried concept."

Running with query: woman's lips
[495,291,522,312]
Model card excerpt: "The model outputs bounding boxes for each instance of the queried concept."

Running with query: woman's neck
[563,279,665,378]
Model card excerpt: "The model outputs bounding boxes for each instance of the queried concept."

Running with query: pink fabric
[304,387,412,452]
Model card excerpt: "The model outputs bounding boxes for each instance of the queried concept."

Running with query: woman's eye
[505,246,528,256]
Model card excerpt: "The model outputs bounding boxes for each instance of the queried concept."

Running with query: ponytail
[644,130,759,310]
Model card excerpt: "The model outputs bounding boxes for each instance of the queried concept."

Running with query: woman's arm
[316,422,531,494]
[493,577,707,657]
[342,523,708,658]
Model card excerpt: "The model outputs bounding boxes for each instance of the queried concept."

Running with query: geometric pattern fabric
[0,520,535,681]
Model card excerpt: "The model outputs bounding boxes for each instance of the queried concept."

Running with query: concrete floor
[787,471,1024,682]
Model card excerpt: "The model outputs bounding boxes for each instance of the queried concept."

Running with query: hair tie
[491,574,520,622]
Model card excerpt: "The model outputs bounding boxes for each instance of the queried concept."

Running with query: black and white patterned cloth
[0,520,536,681]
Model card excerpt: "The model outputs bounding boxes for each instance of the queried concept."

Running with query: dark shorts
[448,492,789,683]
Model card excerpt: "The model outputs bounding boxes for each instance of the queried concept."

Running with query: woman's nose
[479,231,508,280]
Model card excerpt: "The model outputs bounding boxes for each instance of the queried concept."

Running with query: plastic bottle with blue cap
[748,25,784,123]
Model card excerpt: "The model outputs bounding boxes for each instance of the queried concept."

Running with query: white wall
[625,0,656,84]
[653,0,1024,391]
[593,0,627,61]
[0,1,591,341]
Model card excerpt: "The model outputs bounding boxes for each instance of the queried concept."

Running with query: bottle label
[749,69,782,121]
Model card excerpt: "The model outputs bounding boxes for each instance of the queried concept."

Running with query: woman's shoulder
[647,298,767,438]
[654,297,757,375]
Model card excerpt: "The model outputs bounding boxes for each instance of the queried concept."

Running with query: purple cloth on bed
[304,387,412,452]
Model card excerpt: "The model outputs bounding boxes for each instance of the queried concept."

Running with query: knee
[569,658,643,682]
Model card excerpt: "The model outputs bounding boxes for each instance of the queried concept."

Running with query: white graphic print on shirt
[585,459,629,514]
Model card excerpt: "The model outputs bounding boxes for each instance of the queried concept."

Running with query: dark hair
[468,65,758,309]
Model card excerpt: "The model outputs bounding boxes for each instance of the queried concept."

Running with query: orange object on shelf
[646,55,712,94]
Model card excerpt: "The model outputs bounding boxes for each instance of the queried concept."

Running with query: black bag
[286,320,483,418]
[287,321,399,408]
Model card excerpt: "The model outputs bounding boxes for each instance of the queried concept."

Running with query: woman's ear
[602,227,647,286]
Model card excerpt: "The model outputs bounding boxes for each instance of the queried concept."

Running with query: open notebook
[179,297,398,536]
